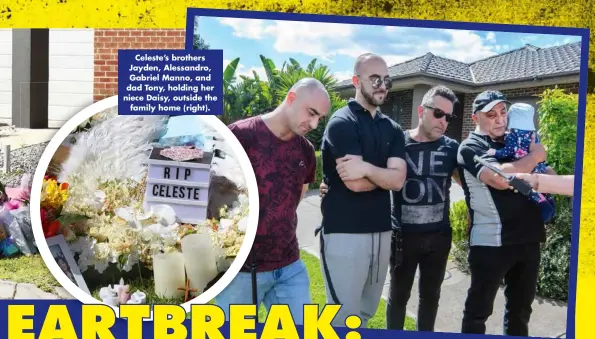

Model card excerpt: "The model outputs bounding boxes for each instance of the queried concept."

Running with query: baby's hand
[487,148,496,156]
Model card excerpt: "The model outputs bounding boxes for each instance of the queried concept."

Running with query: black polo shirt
[457,131,545,247]
[320,100,406,234]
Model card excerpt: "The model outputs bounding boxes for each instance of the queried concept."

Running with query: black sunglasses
[358,75,392,90]
[425,105,456,123]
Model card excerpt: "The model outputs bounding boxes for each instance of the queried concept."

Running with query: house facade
[334,42,582,141]
[0,28,185,128]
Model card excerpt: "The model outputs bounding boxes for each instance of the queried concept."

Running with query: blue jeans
[215,259,311,325]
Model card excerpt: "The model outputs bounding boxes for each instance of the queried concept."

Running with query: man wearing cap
[457,90,548,336]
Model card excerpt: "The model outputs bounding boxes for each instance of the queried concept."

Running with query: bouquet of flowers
[40,175,70,238]
[0,174,36,255]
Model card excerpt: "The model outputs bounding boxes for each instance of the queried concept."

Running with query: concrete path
[0,280,76,300]
[0,127,58,150]
[297,186,568,338]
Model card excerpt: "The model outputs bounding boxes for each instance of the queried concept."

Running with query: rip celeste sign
[144,147,213,224]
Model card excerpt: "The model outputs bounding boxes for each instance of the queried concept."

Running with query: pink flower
[515,149,528,158]
[4,199,22,210]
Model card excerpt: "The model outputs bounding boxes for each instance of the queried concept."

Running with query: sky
[194,16,582,82]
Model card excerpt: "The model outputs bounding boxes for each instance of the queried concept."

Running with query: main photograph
[186,8,586,338]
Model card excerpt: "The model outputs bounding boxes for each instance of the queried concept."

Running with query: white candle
[152,252,186,299]
[181,231,219,296]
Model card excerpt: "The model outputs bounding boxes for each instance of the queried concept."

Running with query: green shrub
[537,197,573,301]
[450,200,470,274]
[533,87,578,302]
[310,151,323,190]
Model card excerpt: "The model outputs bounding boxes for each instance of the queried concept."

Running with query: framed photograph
[46,234,90,295]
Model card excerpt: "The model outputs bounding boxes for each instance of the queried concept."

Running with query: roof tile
[336,41,581,88]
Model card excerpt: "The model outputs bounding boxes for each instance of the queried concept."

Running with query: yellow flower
[41,179,69,210]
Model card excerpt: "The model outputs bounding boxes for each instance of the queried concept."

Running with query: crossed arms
[325,117,407,192]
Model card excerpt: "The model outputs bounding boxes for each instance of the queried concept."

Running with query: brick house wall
[461,82,580,139]
[93,29,186,102]
[380,89,413,129]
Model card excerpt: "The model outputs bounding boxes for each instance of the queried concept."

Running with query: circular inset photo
[29,95,259,314]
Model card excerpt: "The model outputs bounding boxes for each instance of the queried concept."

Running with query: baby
[487,103,556,223]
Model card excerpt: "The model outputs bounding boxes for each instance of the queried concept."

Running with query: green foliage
[221,55,347,149]
[449,199,470,274]
[533,87,579,302]
[537,87,578,175]
[537,201,573,301]
[193,34,210,50]
[310,151,323,190]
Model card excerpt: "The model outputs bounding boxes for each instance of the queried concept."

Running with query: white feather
[58,106,169,193]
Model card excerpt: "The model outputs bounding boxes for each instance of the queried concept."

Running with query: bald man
[216,77,331,324]
[318,53,407,327]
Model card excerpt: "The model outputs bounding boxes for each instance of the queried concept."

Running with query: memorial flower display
[40,176,69,238]
[42,110,249,304]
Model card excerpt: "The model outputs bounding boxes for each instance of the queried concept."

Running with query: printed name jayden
[117,49,224,116]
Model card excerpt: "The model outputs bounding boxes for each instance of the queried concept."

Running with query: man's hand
[336,155,369,181]
[513,173,538,190]
[500,135,547,174]
[529,135,547,163]
[479,168,515,190]
[319,182,328,198]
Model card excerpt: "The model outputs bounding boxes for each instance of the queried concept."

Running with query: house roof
[336,41,581,89]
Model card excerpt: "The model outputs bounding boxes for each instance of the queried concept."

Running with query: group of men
[215,52,551,337]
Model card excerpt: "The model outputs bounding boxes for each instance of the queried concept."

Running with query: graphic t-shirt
[392,131,459,234]
[228,116,316,272]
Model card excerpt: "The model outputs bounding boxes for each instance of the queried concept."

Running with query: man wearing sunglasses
[320,85,462,331]
[457,90,548,336]
[385,85,462,332]
[317,53,407,328]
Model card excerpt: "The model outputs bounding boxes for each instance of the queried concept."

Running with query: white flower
[237,217,248,232]
[83,190,106,211]
[150,205,177,226]
[122,252,140,272]
[94,243,111,261]
[218,218,234,233]
[115,206,154,230]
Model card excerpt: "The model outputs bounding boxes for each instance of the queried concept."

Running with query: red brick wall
[93,29,186,102]
[380,89,414,129]
[461,82,580,139]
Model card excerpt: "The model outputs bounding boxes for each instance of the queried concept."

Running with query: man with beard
[317,53,407,328]
[216,77,331,325]
[320,85,462,331]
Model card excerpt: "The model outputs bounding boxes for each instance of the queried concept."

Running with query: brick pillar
[93,29,186,102]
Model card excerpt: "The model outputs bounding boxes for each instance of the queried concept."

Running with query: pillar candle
[181,231,219,296]
[152,252,186,299]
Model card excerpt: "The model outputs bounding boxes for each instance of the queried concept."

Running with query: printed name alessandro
[128,63,210,73]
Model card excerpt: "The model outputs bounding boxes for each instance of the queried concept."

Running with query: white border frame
[46,234,91,295]
[30,95,259,317]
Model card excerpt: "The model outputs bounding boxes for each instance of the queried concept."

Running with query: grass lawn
[253,250,416,330]
[0,254,58,292]
[0,252,416,331]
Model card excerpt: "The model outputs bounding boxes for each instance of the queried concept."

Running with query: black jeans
[461,243,541,336]
[386,230,452,331]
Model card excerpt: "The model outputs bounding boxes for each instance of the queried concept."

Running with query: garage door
[0,29,11,126]
[48,29,95,128]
